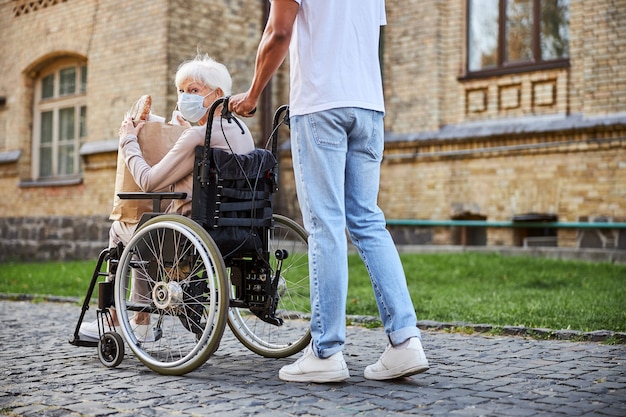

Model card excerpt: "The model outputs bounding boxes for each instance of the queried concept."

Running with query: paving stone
[1,300,625,416]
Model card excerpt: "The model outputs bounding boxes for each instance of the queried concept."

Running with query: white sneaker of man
[279,343,350,383]
[364,337,430,380]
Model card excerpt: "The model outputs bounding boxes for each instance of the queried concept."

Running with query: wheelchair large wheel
[228,214,311,358]
[114,215,229,375]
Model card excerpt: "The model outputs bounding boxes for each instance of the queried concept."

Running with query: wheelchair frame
[70,99,311,375]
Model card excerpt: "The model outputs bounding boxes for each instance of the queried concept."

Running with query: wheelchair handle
[200,96,232,185]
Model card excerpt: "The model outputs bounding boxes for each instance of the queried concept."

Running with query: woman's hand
[175,113,192,128]
[118,114,145,138]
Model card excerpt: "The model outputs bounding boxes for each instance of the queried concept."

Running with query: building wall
[0,0,267,260]
[0,0,624,261]
[376,0,626,248]
[384,1,626,130]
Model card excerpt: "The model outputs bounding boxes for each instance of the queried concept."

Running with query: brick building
[0,0,624,261]
[374,0,626,249]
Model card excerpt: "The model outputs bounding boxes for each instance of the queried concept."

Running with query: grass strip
[1,252,624,333]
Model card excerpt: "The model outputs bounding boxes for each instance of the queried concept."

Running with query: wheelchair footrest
[68,335,98,348]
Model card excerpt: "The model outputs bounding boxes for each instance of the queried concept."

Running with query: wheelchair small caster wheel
[98,331,124,368]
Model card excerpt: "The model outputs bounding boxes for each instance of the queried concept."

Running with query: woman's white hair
[175,54,232,96]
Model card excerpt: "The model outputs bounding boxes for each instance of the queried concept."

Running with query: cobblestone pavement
[1,300,625,417]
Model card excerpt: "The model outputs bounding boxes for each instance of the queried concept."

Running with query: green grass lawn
[1,252,624,332]
[347,253,626,333]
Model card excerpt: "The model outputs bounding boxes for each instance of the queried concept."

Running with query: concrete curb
[347,315,626,344]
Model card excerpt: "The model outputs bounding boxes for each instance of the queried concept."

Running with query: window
[467,0,569,76]
[33,59,87,181]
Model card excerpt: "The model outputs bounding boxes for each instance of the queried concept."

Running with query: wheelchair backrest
[191,146,277,257]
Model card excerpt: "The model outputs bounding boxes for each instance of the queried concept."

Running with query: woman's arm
[120,117,254,193]
[120,128,202,192]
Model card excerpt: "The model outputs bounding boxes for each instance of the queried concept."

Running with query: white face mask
[177,91,215,123]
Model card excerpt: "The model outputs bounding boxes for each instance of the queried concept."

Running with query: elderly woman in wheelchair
[72,55,311,375]
[79,54,254,343]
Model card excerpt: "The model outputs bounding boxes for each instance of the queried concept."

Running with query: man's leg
[343,109,420,344]
[278,110,353,382]
[290,110,351,358]
[343,108,428,380]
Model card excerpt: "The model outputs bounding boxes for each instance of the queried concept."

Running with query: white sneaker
[364,337,430,380]
[78,320,101,342]
[128,318,156,343]
[279,343,350,383]
[80,318,156,343]
[79,318,119,341]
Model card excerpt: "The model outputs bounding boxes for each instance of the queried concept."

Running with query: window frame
[31,58,87,182]
[463,0,570,79]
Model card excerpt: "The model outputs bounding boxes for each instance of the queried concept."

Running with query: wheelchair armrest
[117,192,188,212]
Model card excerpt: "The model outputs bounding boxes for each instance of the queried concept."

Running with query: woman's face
[177,79,221,124]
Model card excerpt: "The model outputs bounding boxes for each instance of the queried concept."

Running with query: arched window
[32,58,87,181]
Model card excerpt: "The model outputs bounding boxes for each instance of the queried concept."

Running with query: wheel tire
[98,332,124,368]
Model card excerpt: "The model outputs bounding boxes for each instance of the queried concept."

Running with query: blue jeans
[290,107,421,358]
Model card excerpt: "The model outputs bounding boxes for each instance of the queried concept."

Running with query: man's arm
[229,0,299,116]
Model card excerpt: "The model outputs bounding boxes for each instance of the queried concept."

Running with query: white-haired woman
[121,54,255,216]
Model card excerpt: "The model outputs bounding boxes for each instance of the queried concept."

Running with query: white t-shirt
[289,0,387,116]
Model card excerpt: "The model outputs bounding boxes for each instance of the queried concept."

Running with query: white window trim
[31,58,86,182]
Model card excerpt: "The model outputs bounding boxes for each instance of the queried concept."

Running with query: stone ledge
[79,139,118,156]
[0,150,21,164]
[386,112,626,143]
[394,244,626,264]
[348,316,626,344]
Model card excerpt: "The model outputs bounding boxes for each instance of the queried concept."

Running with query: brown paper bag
[109,121,187,223]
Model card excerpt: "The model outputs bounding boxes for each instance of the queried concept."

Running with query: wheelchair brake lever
[221,96,232,120]
[220,96,245,135]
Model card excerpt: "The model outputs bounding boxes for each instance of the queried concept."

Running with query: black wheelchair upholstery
[191,146,277,257]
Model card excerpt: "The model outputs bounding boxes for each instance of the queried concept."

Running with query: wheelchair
[70,98,311,375]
